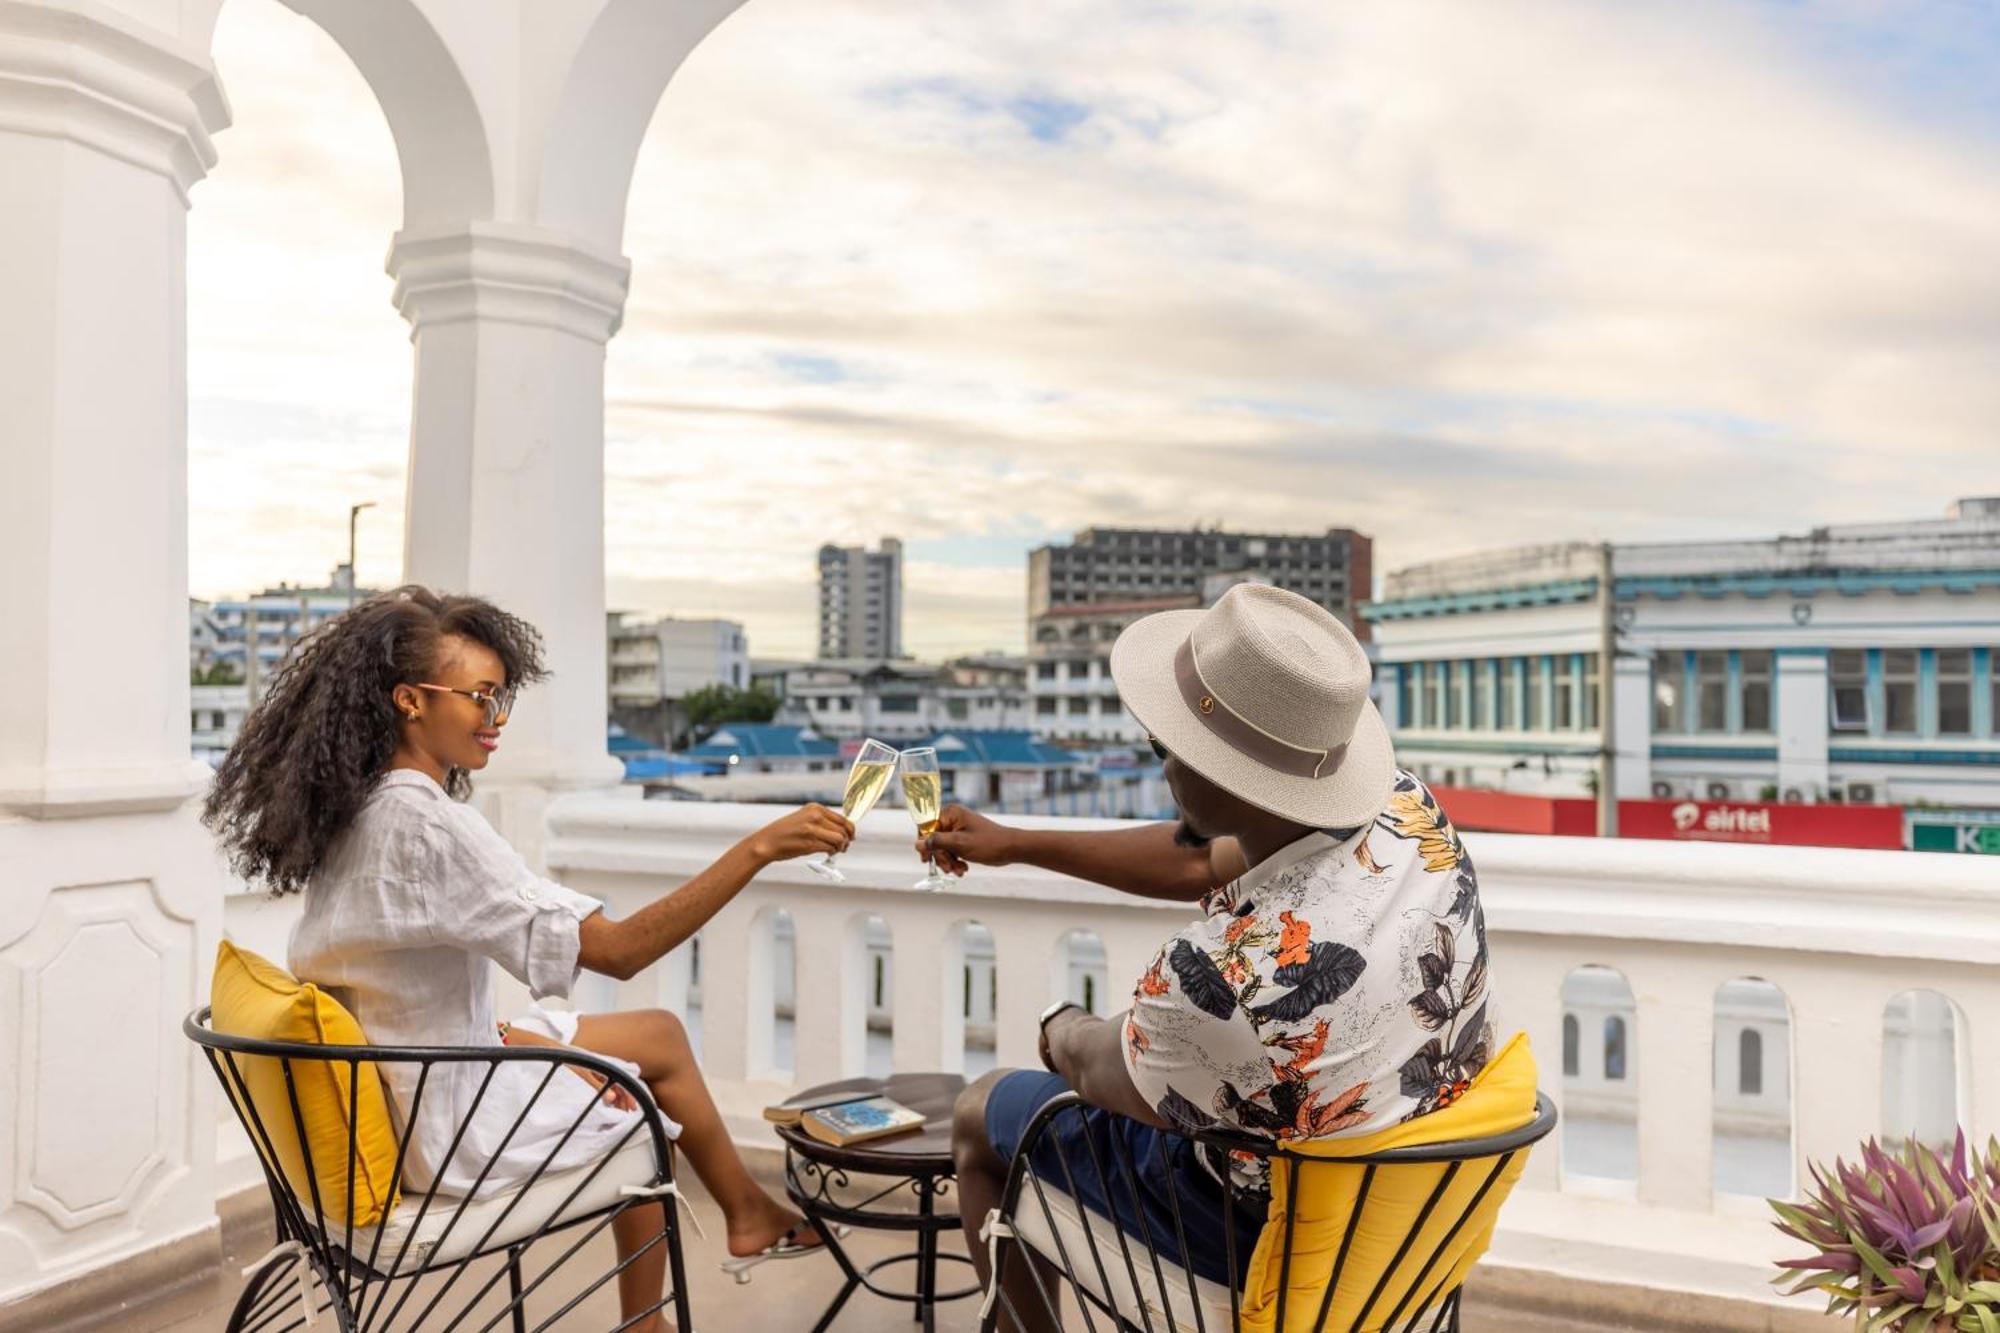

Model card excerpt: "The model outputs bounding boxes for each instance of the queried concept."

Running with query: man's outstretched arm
[920,805,1247,902]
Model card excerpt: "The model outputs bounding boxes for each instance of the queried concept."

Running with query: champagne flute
[808,738,899,883]
[901,747,951,891]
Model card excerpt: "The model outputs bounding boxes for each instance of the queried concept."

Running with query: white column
[387,222,630,866]
[0,1,229,1303]
[1611,655,1652,799]
[1633,964,1714,1212]
[1775,650,1830,800]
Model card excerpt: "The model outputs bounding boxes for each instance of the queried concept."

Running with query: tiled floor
[74,1168,1611,1333]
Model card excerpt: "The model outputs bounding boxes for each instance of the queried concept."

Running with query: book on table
[799,1096,928,1147]
[762,1089,885,1127]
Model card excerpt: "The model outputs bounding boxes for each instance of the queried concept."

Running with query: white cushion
[334,1137,663,1273]
[1010,1183,1240,1333]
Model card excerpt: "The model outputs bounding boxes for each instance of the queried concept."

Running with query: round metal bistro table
[773,1072,980,1333]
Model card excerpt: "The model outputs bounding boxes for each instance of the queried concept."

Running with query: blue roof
[681,724,840,761]
[622,755,715,780]
[918,730,1082,768]
[606,725,658,755]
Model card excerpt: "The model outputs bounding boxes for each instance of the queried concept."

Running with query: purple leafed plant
[1772,1132,2000,1332]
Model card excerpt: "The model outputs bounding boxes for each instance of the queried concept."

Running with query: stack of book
[765,1091,928,1147]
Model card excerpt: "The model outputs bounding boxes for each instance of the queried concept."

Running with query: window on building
[1582,653,1599,730]
[879,695,921,713]
[1696,651,1729,732]
[1562,1014,1579,1078]
[1423,663,1442,730]
[1739,1028,1763,1096]
[1103,693,1122,713]
[838,697,853,712]
[1398,666,1416,730]
[946,699,969,720]
[1441,661,1458,729]
[1066,698,1089,716]
[1500,659,1520,730]
[1036,698,1057,716]
[1741,650,1772,732]
[1036,661,1058,681]
[1830,649,1869,731]
[1553,657,1575,731]
[1527,658,1546,730]
[1604,1016,1628,1081]
[1938,648,1972,736]
[1470,660,1490,730]
[1883,649,1919,735]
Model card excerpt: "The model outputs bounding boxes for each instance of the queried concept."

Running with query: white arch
[536,0,746,248]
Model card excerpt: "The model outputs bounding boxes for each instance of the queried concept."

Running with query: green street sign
[1911,822,2000,855]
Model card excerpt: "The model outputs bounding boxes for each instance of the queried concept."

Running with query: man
[931,584,1497,1328]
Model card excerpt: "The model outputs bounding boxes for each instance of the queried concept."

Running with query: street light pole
[1597,540,1620,838]
[348,501,377,608]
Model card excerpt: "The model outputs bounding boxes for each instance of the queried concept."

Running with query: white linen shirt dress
[289,768,674,1197]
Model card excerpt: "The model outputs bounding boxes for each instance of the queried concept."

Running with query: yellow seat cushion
[210,940,401,1228]
[1237,1033,1539,1332]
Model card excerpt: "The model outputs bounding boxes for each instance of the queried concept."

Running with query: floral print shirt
[1121,772,1496,1189]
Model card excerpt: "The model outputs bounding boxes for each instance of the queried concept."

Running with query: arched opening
[1560,965,1636,1183]
[1712,977,1792,1199]
[1883,989,1965,1151]
[758,906,797,1081]
[1058,929,1109,1015]
[860,913,894,1078]
[958,921,997,1079]
[190,4,411,666]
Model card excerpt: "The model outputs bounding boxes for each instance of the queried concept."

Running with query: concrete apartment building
[1368,499,2000,809]
[607,613,749,706]
[817,537,903,660]
[1026,526,1374,744]
[774,655,1030,743]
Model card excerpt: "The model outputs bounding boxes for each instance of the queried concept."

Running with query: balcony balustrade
[208,798,2000,1325]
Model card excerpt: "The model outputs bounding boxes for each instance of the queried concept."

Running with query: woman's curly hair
[203,585,549,895]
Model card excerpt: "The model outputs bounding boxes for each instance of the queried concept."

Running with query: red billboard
[1431,787,1905,850]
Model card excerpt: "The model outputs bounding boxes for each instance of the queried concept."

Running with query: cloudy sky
[188,0,2000,659]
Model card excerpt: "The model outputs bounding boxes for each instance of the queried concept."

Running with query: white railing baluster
[1633,962,1715,1212]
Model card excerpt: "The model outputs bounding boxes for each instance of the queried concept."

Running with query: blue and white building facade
[1367,500,2000,808]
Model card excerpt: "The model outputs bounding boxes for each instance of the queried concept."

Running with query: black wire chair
[979,1091,1557,1333]
[187,1007,692,1333]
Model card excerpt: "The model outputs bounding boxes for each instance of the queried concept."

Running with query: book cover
[763,1090,875,1126]
[801,1096,927,1147]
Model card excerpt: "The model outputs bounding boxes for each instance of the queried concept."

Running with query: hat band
[1173,639,1347,780]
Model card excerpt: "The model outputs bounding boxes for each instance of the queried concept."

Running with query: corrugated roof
[918,729,1082,768]
[681,723,840,760]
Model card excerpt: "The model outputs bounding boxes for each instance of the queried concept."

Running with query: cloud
[186,0,2000,658]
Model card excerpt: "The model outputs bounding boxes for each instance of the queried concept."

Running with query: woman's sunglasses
[413,683,516,727]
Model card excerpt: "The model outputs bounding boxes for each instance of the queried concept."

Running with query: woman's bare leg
[610,1201,671,1332]
[572,1009,820,1259]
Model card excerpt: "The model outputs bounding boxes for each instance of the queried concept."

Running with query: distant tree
[192,661,245,685]
[680,683,780,744]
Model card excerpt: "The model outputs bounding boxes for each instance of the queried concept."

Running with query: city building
[916,728,1087,808]
[187,566,379,756]
[816,537,903,659]
[1368,501,2000,810]
[607,613,749,706]
[774,656,1030,742]
[1027,526,1372,745]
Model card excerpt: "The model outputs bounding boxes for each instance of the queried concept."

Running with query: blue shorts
[984,1070,1266,1289]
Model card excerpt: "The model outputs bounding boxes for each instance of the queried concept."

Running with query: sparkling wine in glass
[901,747,950,891]
[808,738,899,883]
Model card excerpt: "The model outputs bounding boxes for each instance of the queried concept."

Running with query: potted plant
[1772,1134,2000,1332]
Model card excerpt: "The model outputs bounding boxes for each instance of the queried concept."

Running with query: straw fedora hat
[1109,583,1394,829]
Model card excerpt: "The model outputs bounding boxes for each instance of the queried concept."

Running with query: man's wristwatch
[1038,1000,1083,1072]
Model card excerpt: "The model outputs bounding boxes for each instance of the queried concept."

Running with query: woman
[205,586,845,1330]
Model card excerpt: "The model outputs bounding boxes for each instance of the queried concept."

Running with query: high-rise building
[817,538,904,659]
[607,613,749,706]
[1026,526,1373,743]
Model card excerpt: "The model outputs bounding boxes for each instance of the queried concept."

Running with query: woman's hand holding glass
[747,803,855,866]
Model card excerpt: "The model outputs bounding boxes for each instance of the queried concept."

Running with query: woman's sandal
[718,1225,840,1284]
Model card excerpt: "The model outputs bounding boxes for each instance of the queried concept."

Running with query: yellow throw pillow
[210,940,401,1228]
[1236,1033,1540,1333]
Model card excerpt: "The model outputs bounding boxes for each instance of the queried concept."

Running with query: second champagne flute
[901,747,951,891]
[808,738,899,883]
